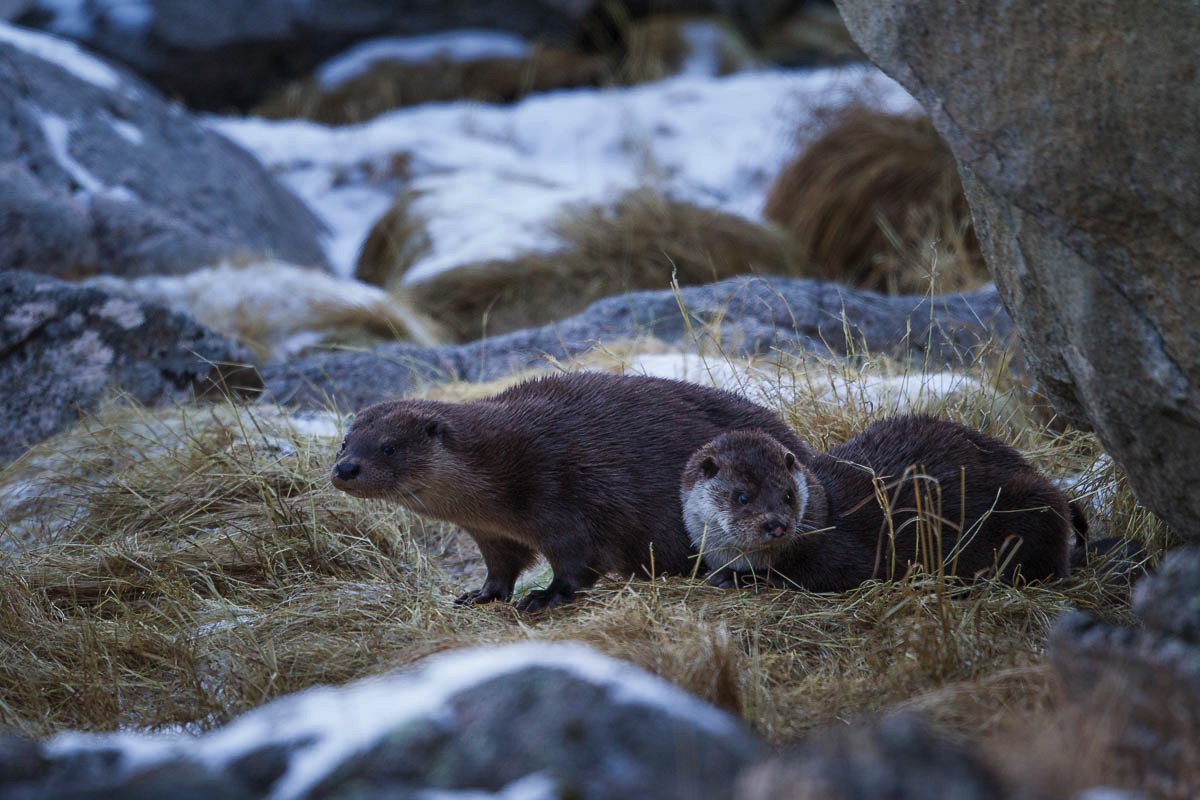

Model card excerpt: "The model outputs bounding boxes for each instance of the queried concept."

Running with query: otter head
[681,430,812,573]
[330,400,450,503]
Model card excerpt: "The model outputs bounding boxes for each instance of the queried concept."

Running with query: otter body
[682,417,1072,591]
[331,372,807,611]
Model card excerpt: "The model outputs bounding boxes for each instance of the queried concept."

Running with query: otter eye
[736,492,750,506]
[784,490,795,505]
[382,444,396,456]
[338,437,347,453]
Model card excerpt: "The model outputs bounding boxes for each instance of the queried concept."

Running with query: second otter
[681,417,1073,590]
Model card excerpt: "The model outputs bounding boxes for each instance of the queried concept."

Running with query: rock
[738,713,1007,799]
[0,734,46,785]
[833,0,1200,538]
[260,276,1011,410]
[1049,546,1200,799]
[11,1,580,110]
[0,270,259,464]
[12,643,759,799]
[0,22,326,279]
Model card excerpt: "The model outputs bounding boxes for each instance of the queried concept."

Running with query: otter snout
[762,516,790,539]
[332,461,361,483]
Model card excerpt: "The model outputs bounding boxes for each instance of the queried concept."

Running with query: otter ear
[784,451,796,469]
[424,419,443,438]
[700,455,720,479]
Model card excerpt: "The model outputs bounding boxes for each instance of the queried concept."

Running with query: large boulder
[0,270,258,464]
[1050,546,1200,798]
[0,23,327,278]
[259,276,1012,410]
[3,643,760,799]
[833,1,1200,538]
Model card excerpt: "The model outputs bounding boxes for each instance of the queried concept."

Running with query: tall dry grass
[0,329,1163,756]
[765,107,989,295]
[407,188,808,342]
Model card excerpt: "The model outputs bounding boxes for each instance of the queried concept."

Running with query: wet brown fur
[331,372,808,611]
[683,417,1073,591]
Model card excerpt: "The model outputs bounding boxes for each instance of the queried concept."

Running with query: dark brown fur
[683,417,1073,591]
[331,372,807,611]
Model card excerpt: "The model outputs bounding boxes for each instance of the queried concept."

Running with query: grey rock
[834,0,1200,539]
[12,1,580,110]
[23,643,758,800]
[0,734,46,785]
[309,654,759,799]
[1132,546,1200,644]
[738,713,1006,800]
[0,22,326,278]
[260,276,1011,411]
[1049,548,1200,799]
[0,270,259,464]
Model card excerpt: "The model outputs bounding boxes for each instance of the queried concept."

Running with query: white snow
[38,111,103,193]
[317,30,531,89]
[103,0,153,32]
[109,117,144,145]
[38,110,137,202]
[211,65,916,281]
[47,642,743,800]
[0,20,123,89]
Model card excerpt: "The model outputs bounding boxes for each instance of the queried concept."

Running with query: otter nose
[333,461,361,482]
[762,517,787,538]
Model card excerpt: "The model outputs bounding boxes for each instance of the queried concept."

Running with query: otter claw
[454,586,510,606]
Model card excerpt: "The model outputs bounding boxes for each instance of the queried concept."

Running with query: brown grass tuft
[407,188,809,342]
[354,190,431,291]
[255,46,609,126]
[764,107,988,295]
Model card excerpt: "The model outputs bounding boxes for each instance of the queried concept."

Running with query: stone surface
[260,276,1012,411]
[834,0,1200,539]
[0,270,258,464]
[1049,546,1200,799]
[738,713,1006,800]
[6,643,759,800]
[0,22,326,278]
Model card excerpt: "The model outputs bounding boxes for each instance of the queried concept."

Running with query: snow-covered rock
[0,22,326,279]
[16,643,760,799]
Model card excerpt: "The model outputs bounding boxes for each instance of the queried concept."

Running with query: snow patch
[213,65,915,281]
[0,21,122,89]
[38,111,102,194]
[95,297,144,329]
[110,118,145,145]
[317,30,531,89]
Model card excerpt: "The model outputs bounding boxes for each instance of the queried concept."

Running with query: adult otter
[331,372,807,611]
[681,417,1073,591]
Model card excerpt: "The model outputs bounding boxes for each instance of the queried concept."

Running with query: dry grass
[764,107,988,295]
[255,46,608,126]
[354,190,431,291]
[0,326,1165,758]
[407,188,809,342]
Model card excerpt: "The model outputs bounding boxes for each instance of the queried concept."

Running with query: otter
[330,371,808,611]
[681,417,1073,591]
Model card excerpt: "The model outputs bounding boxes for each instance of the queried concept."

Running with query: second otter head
[681,429,815,574]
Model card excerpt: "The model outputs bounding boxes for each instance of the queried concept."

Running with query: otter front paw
[706,568,738,589]
[515,582,576,613]
[454,586,511,606]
